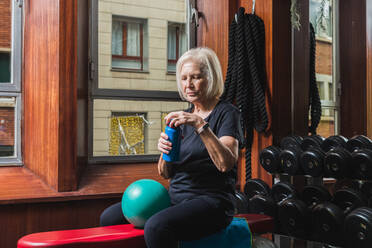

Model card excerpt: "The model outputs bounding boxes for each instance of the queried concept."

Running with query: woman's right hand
[158,132,172,154]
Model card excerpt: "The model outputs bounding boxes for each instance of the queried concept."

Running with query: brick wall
[0,0,11,49]
[315,40,332,75]
[0,107,14,146]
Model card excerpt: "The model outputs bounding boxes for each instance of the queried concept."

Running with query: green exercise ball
[122,179,171,228]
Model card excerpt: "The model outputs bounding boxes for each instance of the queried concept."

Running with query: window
[0,0,22,164]
[310,0,339,137]
[90,0,192,163]
[112,17,147,71]
[167,23,187,72]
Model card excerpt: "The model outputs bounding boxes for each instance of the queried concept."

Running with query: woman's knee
[99,202,127,226]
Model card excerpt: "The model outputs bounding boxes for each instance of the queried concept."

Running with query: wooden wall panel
[0,198,120,248]
[339,0,367,137]
[24,0,78,191]
[196,0,237,79]
[24,0,60,189]
[367,0,372,138]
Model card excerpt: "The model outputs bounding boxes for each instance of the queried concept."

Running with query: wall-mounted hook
[191,7,199,28]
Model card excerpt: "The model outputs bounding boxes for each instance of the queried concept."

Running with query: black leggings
[99,196,232,248]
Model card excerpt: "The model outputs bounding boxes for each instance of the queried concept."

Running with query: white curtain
[168,26,177,60]
[179,26,187,57]
[112,20,123,55]
[127,23,140,56]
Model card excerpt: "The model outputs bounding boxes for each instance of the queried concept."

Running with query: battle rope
[221,7,268,182]
[309,23,322,135]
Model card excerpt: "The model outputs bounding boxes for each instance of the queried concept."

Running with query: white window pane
[112,58,141,70]
[112,20,123,56]
[126,23,140,56]
[168,26,177,60]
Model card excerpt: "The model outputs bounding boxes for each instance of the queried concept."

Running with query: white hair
[175,47,224,101]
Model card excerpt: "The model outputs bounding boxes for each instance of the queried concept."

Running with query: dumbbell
[321,135,348,152]
[351,149,372,180]
[259,146,281,174]
[311,187,365,245]
[300,146,326,177]
[279,138,304,175]
[301,184,332,210]
[301,135,325,151]
[280,135,303,149]
[351,181,372,208]
[346,135,372,152]
[277,197,309,238]
[271,181,297,203]
[301,184,332,241]
[324,146,352,178]
[233,190,249,214]
[344,207,372,248]
[271,180,309,238]
[244,179,276,218]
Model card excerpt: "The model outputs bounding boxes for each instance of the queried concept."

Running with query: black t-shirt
[168,100,243,215]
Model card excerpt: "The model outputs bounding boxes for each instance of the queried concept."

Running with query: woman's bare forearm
[199,128,238,173]
[158,154,172,179]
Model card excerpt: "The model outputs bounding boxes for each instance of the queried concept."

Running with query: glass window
[167,22,187,72]
[111,17,147,71]
[0,0,22,165]
[90,0,193,163]
[309,0,340,137]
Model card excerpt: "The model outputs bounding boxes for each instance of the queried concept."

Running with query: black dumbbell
[233,190,249,214]
[244,178,271,199]
[259,146,281,174]
[346,135,372,153]
[344,207,372,248]
[301,184,332,241]
[301,184,332,209]
[301,135,325,151]
[359,181,372,208]
[300,146,326,177]
[244,179,277,218]
[280,135,303,149]
[351,149,372,180]
[324,146,352,178]
[279,145,303,175]
[277,198,309,238]
[321,135,348,153]
[311,188,365,245]
[271,181,296,203]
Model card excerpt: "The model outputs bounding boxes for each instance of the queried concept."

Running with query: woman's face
[180,61,208,104]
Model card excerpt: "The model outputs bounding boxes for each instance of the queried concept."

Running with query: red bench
[18,214,274,248]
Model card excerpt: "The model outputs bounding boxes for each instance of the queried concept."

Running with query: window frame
[88,0,194,164]
[111,17,144,71]
[0,0,23,165]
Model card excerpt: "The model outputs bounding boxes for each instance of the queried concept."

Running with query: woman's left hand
[165,111,205,129]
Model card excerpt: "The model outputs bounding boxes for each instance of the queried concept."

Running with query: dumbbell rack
[255,135,372,248]
[273,175,339,248]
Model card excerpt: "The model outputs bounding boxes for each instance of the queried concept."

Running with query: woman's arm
[198,123,239,172]
[166,111,239,173]
[157,132,173,179]
[158,154,172,179]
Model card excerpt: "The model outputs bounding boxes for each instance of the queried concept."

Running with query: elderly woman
[144,47,242,248]
[99,47,242,247]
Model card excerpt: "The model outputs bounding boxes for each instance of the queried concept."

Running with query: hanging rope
[309,23,322,134]
[221,7,268,182]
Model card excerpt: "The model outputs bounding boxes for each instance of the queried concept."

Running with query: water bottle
[162,125,181,162]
